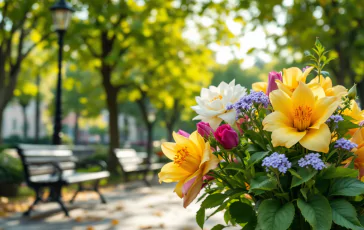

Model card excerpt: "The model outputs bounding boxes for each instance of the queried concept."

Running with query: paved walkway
[0,180,239,230]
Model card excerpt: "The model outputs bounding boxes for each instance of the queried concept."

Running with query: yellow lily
[159,131,219,207]
[342,100,364,136]
[252,82,267,94]
[275,67,314,96]
[263,82,340,153]
[308,75,347,97]
[252,67,318,97]
[342,128,364,179]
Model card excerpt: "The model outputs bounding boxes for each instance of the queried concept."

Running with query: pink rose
[266,71,282,95]
[214,124,239,149]
[177,130,190,138]
[197,122,214,138]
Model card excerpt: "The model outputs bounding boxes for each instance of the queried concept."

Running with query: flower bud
[177,130,190,138]
[197,122,214,138]
[348,84,357,100]
[214,124,239,149]
[266,71,282,95]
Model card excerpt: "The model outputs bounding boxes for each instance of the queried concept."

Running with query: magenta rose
[214,124,239,149]
[266,71,282,95]
[177,129,190,138]
[197,121,214,138]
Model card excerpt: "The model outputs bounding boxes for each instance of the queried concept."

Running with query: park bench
[17,144,110,217]
[114,148,163,186]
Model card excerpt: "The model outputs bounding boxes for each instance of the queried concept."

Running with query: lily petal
[299,124,331,153]
[161,142,177,160]
[271,127,306,148]
[174,179,185,198]
[183,174,203,208]
[292,82,315,110]
[158,162,190,183]
[269,89,294,119]
[263,111,292,132]
[310,96,340,129]
[252,82,268,93]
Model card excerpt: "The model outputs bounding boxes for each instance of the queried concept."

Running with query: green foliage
[229,202,255,224]
[257,200,295,230]
[0,151,23,183]
[330,199,362,229]
[297,195,332,230]
[201,194,228,209]
[329,178,364,196]
[291,167,317,188]
[320,166,358,179]
[196,207,205,229]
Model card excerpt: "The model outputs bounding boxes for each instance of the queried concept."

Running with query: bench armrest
[76,160,107,171]
[25,161,63,181]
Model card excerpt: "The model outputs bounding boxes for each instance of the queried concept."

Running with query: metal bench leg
[94,180,107,204]
[69,183,82,204]
[50,185,70,217]
[23,187,43,217]
[142,171,151,187]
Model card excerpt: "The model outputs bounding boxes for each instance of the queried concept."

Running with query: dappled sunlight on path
[0,180,239,230]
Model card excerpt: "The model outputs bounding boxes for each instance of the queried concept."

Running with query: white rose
[192,80,247,129]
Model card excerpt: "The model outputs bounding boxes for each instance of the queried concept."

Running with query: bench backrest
[114,148,145,172]
[17,145,77,185]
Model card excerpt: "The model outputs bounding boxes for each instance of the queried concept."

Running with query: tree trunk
[35,74,40,143]
[105,88,120,173]
[74,112,80,145]
[21,104,28,141]
[0,106,4,143]
[146,123,154,164]
[166,123,174,142]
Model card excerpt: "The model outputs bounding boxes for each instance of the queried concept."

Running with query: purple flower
[326,115,344,123]
[298,153,326,170]
[262,152,292,173]
[334,138,357,151]
[214,124,239,149]
[302,66,311,72]
[228,91,270,115]
[177,130,190,138]
[267,71,282,95]
[197,122,214,138]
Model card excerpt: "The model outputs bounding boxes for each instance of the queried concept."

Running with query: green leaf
[229,202,254,224]
[320,166,358,179]
[211,224,225,230]
[224,163,245,173]
[321,71,330,77]
[224,209,231,225]
[248,151,269,166]
[288,169,302,179]
[330,199,362,229]
[297,195,332,230]
[329,178,364,196]
[196,207,205,229]
[291,167,317,188]
[257,200,295,230]
[201,194,228,209]
[249,175,277,192]
[247,47,255,54]
[300,188,308,200]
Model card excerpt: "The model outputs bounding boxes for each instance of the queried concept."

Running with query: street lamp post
[50,0,74,145]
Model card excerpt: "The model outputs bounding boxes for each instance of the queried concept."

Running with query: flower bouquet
[158,40,364,230]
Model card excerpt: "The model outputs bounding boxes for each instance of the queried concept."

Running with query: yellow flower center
[210,95,223,102]
[293,105,313,131]
[174,146,189,166]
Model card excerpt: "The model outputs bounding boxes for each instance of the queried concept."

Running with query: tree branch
[82,35,101,58]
